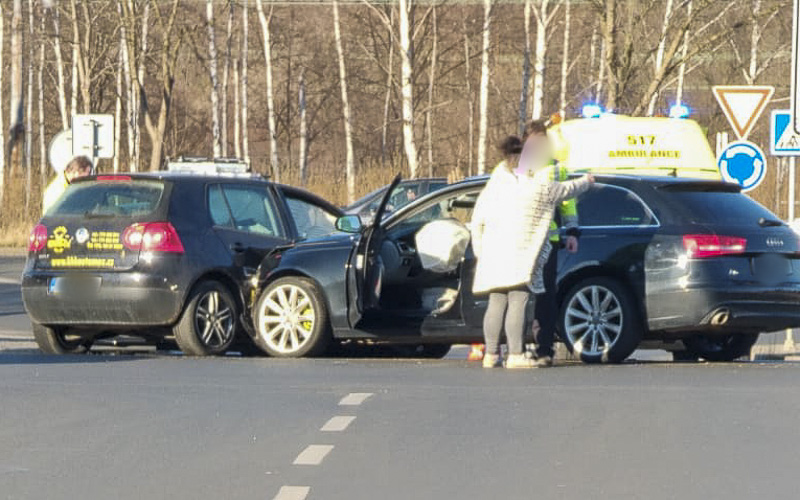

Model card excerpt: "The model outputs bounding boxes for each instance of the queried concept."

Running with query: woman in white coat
[471,121,593,369]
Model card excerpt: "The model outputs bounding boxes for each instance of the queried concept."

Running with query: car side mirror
[336,215,363,233]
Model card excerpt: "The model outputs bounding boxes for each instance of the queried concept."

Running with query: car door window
[208,184,233,227]
[217,184,286,237]
[577,184,658,227]
[286,196,338,240]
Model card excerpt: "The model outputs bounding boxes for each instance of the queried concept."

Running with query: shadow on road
[0,349,145,365]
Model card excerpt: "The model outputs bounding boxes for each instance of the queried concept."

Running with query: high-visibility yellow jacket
[43,174,69,215]
[547,164,579,243]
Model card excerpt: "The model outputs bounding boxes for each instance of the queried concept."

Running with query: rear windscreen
[667,190,778,226]
[46,180,165,218]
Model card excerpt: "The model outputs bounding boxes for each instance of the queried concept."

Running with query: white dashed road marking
[320,415,356,432]
[272,486,310,500]
[0,277,20,285]
[293,445,334,466]
[338,392,373,406]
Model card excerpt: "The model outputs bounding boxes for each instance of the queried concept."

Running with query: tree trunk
[0,5,4,211]
[398,0,418,178]
[381,7,395,167]
[38,12,46,188]
[25,0,33,208]
[476,0,492,175]
[464,30,474,177]
[558,0,571,117]
[747,0,761,84]
[518,0,532,136]
[69,0,78,120]
[332,0,355,203]
[9,0,23,176]
[221,1,233,157]
[298,68,308,185]
[256,0,279,179]
[425,7,437,177]
[647,0,674,116]
[241,2,250,167]
[530,0,550,120]
[233,58,241,159]
[114,41,122,173]
[206,0,221,158]
[135,2,150,172]
[675,0,693,106]
[49,5,68,131]
[601,0,617,111]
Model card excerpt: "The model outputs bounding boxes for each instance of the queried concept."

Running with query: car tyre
[32,322,91,355]
[680,333,759,362]
[560,277,642,364]
[253,277,331,358]
[173,281,238,356]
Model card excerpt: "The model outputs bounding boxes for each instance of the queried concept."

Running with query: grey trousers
[483,288,533,356]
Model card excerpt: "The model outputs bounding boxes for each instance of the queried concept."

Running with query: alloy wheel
[564,285,623,356]
[258,284,316,354]
[194,290,235,348]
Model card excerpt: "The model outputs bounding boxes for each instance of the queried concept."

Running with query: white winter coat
[471,162,591,294]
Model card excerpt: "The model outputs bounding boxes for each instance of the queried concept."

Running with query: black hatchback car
[21,172,343,356]
[245,174,800,363]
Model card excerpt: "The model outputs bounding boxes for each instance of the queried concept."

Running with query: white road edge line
[321,415,356,432]
[293,445,334,466]
[339,392,373,406]
[0,277,21,285]
[273,486,310,500]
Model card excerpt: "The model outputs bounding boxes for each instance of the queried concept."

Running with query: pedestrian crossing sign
[771,110,800,156]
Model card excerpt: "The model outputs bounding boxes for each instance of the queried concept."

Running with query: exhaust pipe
[709,308,731,326]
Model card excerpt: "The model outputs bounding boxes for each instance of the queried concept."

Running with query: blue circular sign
[717,140,767,192]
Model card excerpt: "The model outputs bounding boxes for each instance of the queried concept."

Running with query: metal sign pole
[793,0,800,133]
[786,156,798,355]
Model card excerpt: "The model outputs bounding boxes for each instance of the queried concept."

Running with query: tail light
[28,224,48,252]
[122,222,184,253]
[683,234,746,258]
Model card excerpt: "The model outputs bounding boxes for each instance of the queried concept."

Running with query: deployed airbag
[414,219,470,273]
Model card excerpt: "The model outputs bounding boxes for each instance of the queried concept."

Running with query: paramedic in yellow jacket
[42,156,93,214]
[532,122,580,367]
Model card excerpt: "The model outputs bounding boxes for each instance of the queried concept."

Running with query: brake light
[122,222,184,253]
[28,224,48,252]
[683,234,746,258]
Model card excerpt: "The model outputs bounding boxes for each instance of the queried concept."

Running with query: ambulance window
[577,185,657,227]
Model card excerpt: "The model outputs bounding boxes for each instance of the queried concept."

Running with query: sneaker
[504,354,538,369]
[535,355,554,368]
[482,353,503,368]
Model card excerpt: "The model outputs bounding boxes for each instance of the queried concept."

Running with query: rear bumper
[647,287,800,334]
[21,271,184,326]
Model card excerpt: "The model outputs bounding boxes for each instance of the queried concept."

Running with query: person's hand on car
[565,236,579,253]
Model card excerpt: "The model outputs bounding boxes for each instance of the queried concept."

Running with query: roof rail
[165,156,265,178]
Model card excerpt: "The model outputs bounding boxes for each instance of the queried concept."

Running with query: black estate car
[21,172,343,356]
[246,174,800,363]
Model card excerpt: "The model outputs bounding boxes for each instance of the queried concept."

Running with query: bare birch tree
[476,0,492,175]
[381,7,395,166]
[114,38,122,173]
[241,1,249,166]
[255,0,278,179]
[206,0,221,158]
[0,4,5,209]
[25,0,34,207]
[38,13,46,187]
[332,0,355,203]
[8,0,24,174]
[221,1,233,157]
[518,0,532,135]
[298,68,308,184]
[233,58,241,159]
[647,0,675,116]
[530,0,557,120]
[399,0,418,178]
[48,3,69,131]
[425,6,438,176]
[464,29,474,176]
[558,0,571,117]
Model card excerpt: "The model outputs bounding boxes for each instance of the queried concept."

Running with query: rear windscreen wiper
[758,217,785,228]
[82,210,116,219]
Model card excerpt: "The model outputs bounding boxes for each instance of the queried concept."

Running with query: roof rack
[165,156,266,178]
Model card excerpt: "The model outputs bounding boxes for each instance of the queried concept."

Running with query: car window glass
[368,184,420,214]
[208,184,233,227]
[577,185,657,227]
[286,196,338,239]
[48,181,164,218]
[394,191,479,228]
[221,185,286,237]
[666,190,777,226]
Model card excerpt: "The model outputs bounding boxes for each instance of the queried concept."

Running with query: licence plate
[754,255,792,282]
[48,276,102,296]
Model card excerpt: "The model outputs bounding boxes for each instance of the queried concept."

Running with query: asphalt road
[3,254,800,499]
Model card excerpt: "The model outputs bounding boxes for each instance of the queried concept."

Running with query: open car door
[346,175,402,328]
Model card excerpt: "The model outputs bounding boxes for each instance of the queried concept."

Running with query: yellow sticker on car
[86,231,123,251]
[51,256,115,268]
[47,226,72,254]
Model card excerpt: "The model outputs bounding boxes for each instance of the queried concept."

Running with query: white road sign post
[71,114,115,172]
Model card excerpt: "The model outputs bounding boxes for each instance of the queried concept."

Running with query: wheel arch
[182,270,245,322]
[256,269,334,329]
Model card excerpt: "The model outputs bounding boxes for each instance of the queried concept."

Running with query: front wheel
[32,322,92,355]
[679,333,759,362]
[253,277,331,358]
[560,277,642,364]
[173,281,238,356]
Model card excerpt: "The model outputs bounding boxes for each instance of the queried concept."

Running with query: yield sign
[712,85,775,140]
